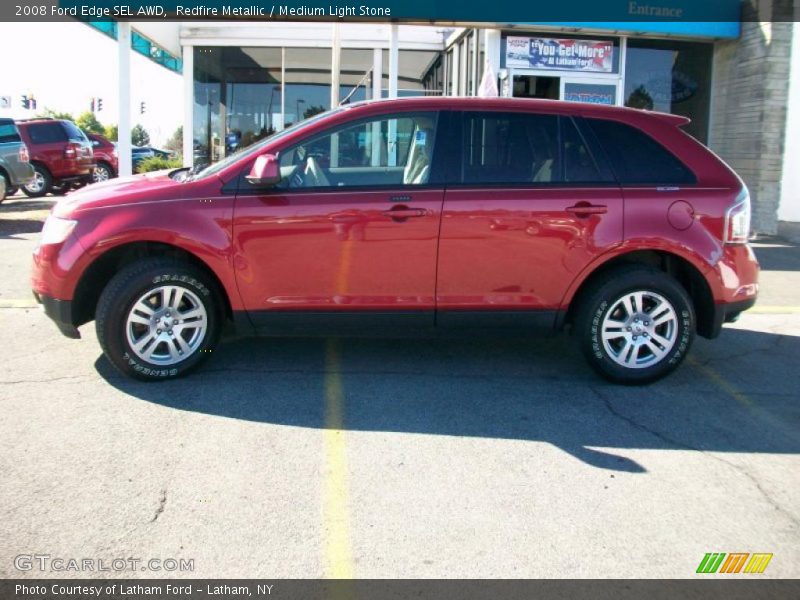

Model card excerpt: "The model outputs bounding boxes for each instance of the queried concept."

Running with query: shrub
[135,156,183,174]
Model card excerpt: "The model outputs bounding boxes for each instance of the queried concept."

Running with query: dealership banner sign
[506,37,614,73]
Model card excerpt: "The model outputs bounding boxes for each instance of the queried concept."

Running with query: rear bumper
[33,291,80,339]
[9,162,35,187]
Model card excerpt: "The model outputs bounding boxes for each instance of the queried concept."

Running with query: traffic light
[97,98,103,111]
[140,101,146,115]
[90,98,95,112]
[21,95,29,110]
[30,95,36,110]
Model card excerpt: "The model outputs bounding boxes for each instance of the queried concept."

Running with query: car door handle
[566,203,607,216]
[382,206,427,221]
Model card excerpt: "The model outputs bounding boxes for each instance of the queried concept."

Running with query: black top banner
[3,0,800,22]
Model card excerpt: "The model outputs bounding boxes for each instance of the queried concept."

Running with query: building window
[624,39,713,143]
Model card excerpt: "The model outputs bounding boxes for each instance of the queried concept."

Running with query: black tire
[22,164,52,197]
[574,265,695,385]
[96,258,223,381]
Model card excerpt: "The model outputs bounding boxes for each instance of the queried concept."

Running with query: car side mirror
[246,153,281,186]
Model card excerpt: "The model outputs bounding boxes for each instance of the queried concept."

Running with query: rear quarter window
[62,121,88,142]
[587,118,696,185]
[26,122,68,144]
[0,121,21,144]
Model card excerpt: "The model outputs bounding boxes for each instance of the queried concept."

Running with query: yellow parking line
[323,339,355,580]
[0,299,38,308]
[748,306,800,314]
[689,357,799,440]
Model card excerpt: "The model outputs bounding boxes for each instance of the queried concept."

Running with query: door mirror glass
[246,153,281,186]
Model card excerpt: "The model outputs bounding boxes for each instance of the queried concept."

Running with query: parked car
[0,118,34,201]
[16,119,94,197]
[32,97,758,383]
[132,146,174,171]
[86,133,118,183]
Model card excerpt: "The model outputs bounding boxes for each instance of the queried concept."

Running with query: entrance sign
[506,37,614,73]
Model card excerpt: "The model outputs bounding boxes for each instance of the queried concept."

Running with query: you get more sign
[506,37,614,73]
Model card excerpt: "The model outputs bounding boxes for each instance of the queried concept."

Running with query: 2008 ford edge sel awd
[32,98,759,383]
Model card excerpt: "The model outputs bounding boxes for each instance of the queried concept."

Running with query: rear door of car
[436,109,624,331]
[232,109,447,335]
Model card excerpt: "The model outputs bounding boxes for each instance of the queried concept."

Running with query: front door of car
[233,111,444,334]
[436,110,624,331]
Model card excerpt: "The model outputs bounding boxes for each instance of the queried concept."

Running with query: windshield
[189,108,345,181]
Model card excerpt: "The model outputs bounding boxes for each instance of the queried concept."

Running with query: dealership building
[106,1,798,236]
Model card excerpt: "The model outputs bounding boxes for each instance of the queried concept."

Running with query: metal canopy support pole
[388,24,399,99]
[371,48,383,166]
[387,24,399,166]
[182,44,194,168]
[331,23,341,108]
[117,21,132,177]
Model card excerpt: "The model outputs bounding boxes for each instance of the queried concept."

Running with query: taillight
[64,143,78,159]
[725,188,751,244]
[19,144,29,162]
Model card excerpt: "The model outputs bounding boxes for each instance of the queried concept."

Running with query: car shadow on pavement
[752,237,800,272]
[95,327,800,473]
[0,218,45,237]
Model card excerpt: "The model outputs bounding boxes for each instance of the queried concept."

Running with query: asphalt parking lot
[0,192,798,579]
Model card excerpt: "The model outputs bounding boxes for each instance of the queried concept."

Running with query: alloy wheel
[125,285,208,365]
[600,290,678,369]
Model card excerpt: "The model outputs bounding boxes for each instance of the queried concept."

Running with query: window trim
[233,110,445,194]
[583,116,698,186]
[452,110,618,188]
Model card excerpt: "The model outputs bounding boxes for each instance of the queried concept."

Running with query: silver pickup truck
[0,118,34,201]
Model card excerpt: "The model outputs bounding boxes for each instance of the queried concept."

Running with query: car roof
[341,96,689,126]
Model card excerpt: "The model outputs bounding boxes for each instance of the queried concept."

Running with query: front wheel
[96,258,223,380]
[575,266,695,384]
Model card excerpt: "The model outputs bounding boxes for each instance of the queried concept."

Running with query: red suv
[17,119,95,196]
[86,133,118,183]
[32,98,758,383]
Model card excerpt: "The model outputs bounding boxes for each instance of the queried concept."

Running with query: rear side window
[461,112,611,185]
[26,122,67,144]
[586,118,696,185]
[0,121,21,144]
[62,121,87,142]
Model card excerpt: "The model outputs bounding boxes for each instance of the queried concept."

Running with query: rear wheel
[96,258,223,380]
[575,266,695,384]
[22,164,51,197]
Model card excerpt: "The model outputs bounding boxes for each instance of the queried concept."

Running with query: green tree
[104,124,118,142]
[626,85,654,111]
[75,111,105,135]
[164,126,183,153]
[131,124,150,147]
[303,105,327,119]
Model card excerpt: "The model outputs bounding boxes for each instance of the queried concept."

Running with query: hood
[54,170,184,218]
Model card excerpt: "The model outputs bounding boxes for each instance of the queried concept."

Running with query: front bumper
[33,291,80,339]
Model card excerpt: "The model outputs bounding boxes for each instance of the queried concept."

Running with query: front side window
[278,112,438,189]
[587,118,696,185]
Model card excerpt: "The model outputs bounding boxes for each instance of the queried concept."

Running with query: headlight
[39,216,77,245]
